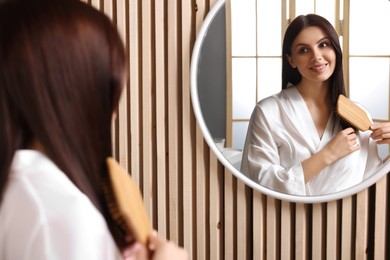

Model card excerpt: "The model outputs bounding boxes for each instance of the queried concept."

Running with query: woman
[241,14,389,196]
[0,0,187,259]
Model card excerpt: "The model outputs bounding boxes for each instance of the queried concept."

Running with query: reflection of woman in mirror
[241,14,390,196]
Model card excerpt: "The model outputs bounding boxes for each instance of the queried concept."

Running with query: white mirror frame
[190,0,390,203]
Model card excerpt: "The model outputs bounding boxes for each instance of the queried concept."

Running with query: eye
[319,41,331,48]
[298,47,309,54]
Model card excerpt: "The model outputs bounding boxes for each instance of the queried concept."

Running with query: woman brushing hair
[0,0,187,259]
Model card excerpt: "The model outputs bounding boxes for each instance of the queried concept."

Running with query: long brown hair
[282,14,346,109]
[0,0,128,248]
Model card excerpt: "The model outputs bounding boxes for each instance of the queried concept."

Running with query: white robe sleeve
[363,136,387,180]
[241,104,307,195]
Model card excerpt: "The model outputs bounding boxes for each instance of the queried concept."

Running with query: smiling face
[287,26,336,86]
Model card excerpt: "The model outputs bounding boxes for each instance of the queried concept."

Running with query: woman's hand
[302,127,360,183]
[121,241,147,260]
[148,231,188,260]
[121,231,188,260]
[370,122,390,144]
[322,127,360,164]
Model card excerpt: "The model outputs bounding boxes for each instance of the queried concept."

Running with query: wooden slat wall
[86,1,389,259]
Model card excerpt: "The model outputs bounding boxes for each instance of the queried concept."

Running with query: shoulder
[0,150,118,259]
[254,87,297,114]
[258,87,296,105]
[4,150,93,216]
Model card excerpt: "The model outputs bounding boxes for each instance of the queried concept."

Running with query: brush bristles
[102,182,130,236]
[334,109,357,131]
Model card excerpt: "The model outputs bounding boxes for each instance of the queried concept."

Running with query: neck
[296,80,329,104]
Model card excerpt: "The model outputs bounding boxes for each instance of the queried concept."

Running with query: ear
[286,54,296,68]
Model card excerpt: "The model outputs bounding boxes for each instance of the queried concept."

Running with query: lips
[310,63,328,72]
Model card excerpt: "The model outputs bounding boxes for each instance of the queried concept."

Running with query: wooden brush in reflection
[336,94,372,132]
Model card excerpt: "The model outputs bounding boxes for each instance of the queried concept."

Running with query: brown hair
[0,0,128,248]
[282,14,346,108]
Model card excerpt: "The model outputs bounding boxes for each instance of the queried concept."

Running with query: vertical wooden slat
[225,0,233,147]
[102,0,113,17]
[355,189,369,260]
[154,0,167,237]
[195,0,208,259]
[224,168,235,260]
[195,126,207,259]
[326,201,339,260]
[90,0,100,9]
[237,182,249,260]
[209,153,222,260]
[341,196,353,259]
[312,203,324,260]
[224,1,235,257]
[266,197,280,260]
[209,0,219,10]
[128,0,141,189]
[374,176,388,260]
[103,0,115,158]
[253,191,265,260]
[139,0,154,222]
[195,1,207,39]
[181,0,194,255]
[116,0,129,171]
[167,0,180,243]
[281,201,292,260]
[295,203,308,260]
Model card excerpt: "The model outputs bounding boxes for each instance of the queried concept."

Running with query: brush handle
[106,157,153,245]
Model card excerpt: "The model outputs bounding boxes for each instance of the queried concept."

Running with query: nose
[312,48,323,61]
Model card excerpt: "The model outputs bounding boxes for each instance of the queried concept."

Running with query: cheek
[329,52,337,69]
[292,55,308,67]
[327,50,337,63]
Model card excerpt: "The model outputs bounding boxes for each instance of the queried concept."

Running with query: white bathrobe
[241,86,382,196]
[0,150,120,260]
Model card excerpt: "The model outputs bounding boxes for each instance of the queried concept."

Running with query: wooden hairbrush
[336,94,372,131]
[106,157,152,245]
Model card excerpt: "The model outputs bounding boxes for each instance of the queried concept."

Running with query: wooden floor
[84,0,389,259]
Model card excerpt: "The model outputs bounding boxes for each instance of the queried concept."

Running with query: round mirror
[190,0,390,203]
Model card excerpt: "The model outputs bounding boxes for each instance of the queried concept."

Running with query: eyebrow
[294,37,331,49]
